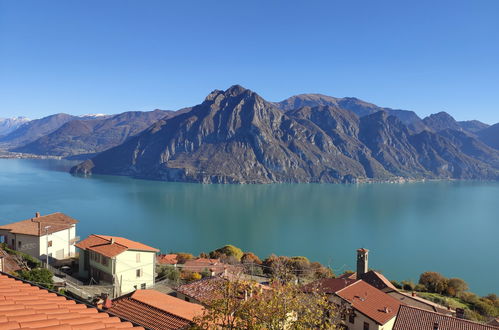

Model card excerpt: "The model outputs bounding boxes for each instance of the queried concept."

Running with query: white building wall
[114,250,155,295]
[39,226,77,260]
[0,225,76,261]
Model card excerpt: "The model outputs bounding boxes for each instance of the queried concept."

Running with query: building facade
[0,212,78,261]
[76,234,158,296]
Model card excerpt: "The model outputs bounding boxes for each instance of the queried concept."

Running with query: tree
[157,265,180,284]
[419,272,448,294]
[176,252,195,264]
[209,245,244,261]
[193,278,338,329]
[17,268,54,289]
[446,278,468,297]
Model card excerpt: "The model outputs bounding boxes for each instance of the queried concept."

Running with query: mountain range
[68,85,499,183]
[0,117,30,136]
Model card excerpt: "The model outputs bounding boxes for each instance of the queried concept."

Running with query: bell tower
[356,248,369,277]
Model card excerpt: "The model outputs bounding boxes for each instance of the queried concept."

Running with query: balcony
[70,236,80,244]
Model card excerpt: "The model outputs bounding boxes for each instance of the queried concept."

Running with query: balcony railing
[70,236,80,244]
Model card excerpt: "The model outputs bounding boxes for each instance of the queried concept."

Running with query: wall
[39,225,77,260]
[115,250,155,295]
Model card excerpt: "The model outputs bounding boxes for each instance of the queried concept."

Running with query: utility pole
[44,226,51,268]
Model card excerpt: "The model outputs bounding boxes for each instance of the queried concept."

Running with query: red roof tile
[359,270,398,291]
[0,212,78,236]
[302,277,356,294]
[0,273,143,329]
[108,290,204,330]
[336,280,403,325]
[157,254,178,265]
[76,235,158,258]
[394,305,499,330]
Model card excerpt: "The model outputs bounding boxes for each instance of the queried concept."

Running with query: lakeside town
[0,211,497,329]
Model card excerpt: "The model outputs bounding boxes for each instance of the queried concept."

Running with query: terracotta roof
[0,212,78,236]
[157,254,178,265]
[108,290,204,330]
[76,234,159,258]
[336,280,403,325]
[338,272,357,280]
[393,305,499,330]
[302,278,356,294]
[386,290,453,315]
[359,270,398,291]
[176,277,226,304]
[0,273,143,329]
[182,258,226,274]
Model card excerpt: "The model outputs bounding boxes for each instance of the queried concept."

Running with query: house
[182,258,228,276]
[385,290,453,316]
[393,305,499,330]
[174,277,227,305]
[107,289,204,330]
[0,272,143,329]
[157,253,178,266]
[302,277,356,294]
[76,234,159,296]
[333,280,403,330]
[0,212,78,261]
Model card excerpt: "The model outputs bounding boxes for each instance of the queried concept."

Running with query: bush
[414,284,426,292]
[182,271,202,282]
[241,252,262,265]
[390,280,402,289]
[16,268,54,289]
[401,280,415,291]
[157,265,180,283]
[446,278,468,297]
[419,272,447,294]
[209,245,244,261]
[176,253,195,264]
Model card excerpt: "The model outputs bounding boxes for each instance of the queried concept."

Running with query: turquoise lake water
[0,158,497,295]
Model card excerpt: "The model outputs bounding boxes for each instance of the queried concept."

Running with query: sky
[0,0,498,123]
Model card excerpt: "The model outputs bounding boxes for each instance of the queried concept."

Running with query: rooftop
[359,270,398,292]
[393,305,499,330]
[302,277,356,294]
[157,254,178,265]
[0,212,78,236]
[182,258,226,274]
[0,272,143,329]
[108,289,204,330]
[75,234,159,258]
[336,280,403,325]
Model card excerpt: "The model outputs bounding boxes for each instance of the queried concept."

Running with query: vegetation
[193,277,338,329]
[1,243,41,269]
[16,268,54,290]
[209,245,244,263]
[262,254,334,283]
[176,252,195,264]
[398,271,499,322]
[156,265,181,284]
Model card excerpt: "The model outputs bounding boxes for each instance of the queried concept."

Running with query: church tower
[356,248,369,277]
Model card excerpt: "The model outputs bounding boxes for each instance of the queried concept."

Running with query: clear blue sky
[1,0,498,123]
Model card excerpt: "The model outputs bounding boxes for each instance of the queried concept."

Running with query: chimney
[35,212,40,218]
[412,291,416,297]
[0,256,4,273]
[110,238,115,244]
[356,248,369,278]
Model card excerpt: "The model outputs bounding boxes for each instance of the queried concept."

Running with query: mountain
[12,110,173,158]
[0,113,77,148]
[422,112,464,132]
[71,85,499,183]
[458,120,489,134]
[275,94,427,133]
[0,117,31,136]
[477,123,499,150]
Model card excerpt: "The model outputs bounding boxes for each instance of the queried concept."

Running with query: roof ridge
[128,296,192,322]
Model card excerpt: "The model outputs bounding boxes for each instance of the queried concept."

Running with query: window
[363,322,369,330]
[349,313,355,324]
[48,241,53,247]
[141,283,146,289]
[185,297,190,302]
[136,269,142,278]
[102,256,109,266]
[18,241,21,248]
[11,239,14,247]
[136,253,141,263]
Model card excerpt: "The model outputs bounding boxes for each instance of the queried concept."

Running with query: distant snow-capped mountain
[0,117,30,136]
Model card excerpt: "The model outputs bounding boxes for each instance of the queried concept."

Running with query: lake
[0,158,497,295]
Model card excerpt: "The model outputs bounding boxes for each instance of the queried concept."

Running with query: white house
[76,234,159,296]
[0,212,78,262]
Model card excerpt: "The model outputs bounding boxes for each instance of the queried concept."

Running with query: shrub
[182,271,202,282]
[157,265,180,283]
[241,252,262,265]
[16,268,54,289]
[446,278,468,297]
[419,272,447,294]
[401,280,415,291]
[390,280,402,289]
[414,284,426,292]
[209,245,244,261]
[176,253,195,264]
